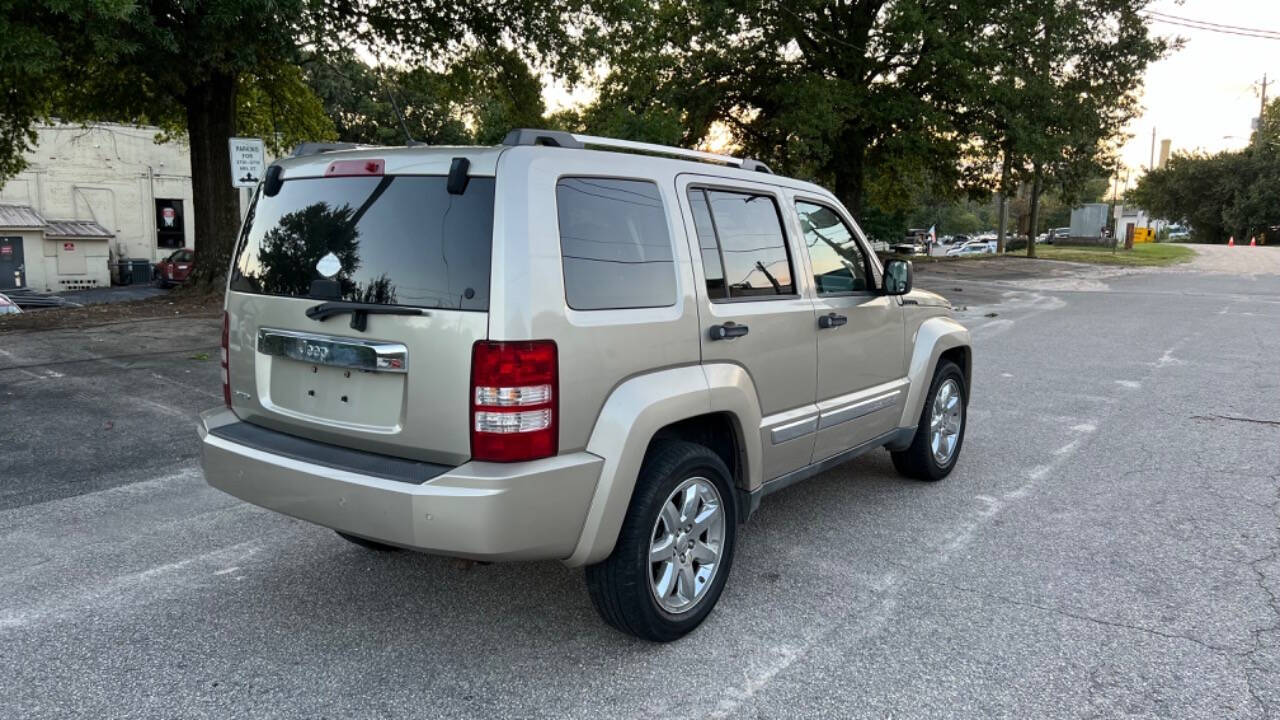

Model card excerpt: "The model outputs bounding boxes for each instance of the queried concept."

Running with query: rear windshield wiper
[305,301,425,332]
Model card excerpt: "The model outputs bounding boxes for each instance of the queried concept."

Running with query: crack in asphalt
[1241,472,1280,719]
[1192,414,1280,428]
[899,573,1238,656]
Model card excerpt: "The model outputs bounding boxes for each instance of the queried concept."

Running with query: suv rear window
[230,175,494,311]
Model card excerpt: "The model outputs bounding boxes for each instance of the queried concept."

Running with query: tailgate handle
[257,328,408,373]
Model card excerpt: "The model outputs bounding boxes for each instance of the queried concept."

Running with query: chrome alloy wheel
[648,476,725,614]
[930,378,963,466]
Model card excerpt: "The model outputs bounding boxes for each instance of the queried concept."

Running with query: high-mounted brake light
[220,311,231,409]
[470,341,558,462]
[324,159,385,177]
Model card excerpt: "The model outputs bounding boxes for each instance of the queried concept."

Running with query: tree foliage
[582,0,1164,244]
[0,0,133,178]
[6,0,590,284]
[303,46,548,147]
[1130,100,1280,244]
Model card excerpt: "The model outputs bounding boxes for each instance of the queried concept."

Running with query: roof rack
[501,129,773,174]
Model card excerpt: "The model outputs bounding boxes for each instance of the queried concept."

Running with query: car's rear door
[677,174,818,480]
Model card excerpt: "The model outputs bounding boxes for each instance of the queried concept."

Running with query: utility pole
[1260,74,1270,143]
[1146,127,1155,233]
[1262,74,1269,126]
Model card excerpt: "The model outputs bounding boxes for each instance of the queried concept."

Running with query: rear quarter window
[556,177,677,310]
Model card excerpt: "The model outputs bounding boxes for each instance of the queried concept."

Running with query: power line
[1142,10,1280,37]
[1139,11,1280,41]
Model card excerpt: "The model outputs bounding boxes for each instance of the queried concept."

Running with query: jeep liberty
[199,129,972,641]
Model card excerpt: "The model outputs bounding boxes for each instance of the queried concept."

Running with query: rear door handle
[709,322,749,340]
[818,313,847,329]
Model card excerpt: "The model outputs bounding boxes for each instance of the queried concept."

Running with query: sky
[1118,0,1280,187]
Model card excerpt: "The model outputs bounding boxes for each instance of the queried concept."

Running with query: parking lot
[3,247,1279,718]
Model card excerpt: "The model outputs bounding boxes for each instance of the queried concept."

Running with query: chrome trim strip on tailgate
[257,328,409,373]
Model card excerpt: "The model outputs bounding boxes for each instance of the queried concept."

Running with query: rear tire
[891,360,967,481]
[335,531,400,551]
[585,441,737,642]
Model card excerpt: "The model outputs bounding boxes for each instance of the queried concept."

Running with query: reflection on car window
[556,178,677,310]
[796,201,869,294]
[229,176,494,310]
[687,189,726,300]
[695,189,794,299]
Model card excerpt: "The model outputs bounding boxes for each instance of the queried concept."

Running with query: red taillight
[470,341,558,462]
[220,311,231,409]
[325,159,384,177]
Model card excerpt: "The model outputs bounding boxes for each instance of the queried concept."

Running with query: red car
[154,248,194,287]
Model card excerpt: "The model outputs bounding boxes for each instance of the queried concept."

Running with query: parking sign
[228,137,265,188]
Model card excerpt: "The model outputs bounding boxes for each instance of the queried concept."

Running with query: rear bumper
[198,408,602,562]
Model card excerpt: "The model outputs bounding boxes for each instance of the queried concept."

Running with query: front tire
[585,441,737,642]
[891,360,967,481]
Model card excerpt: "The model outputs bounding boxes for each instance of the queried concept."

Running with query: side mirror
[884,258,913,296]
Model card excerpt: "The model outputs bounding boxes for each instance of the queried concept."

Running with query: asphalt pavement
[2,246,1279,718]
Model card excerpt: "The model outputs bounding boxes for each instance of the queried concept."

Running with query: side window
[556,177,677,310]
[693,188,795,299]
[795,201,870,294]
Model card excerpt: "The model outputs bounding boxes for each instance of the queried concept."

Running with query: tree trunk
[995,150,1012,254]
[833,132,867,218]
[186,71,242,287]
[1026,164,1043,259]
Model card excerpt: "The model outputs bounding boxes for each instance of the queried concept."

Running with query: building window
[155,199,185,249]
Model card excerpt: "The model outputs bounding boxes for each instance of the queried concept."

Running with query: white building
[0,122,196,291]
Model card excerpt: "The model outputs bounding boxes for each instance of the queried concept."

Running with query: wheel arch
[896,316,972,434]
[564,363,763,567]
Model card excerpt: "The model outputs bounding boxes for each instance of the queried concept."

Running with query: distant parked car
[0,292,21,315]
[154,248,194,288]
[946,243,993,257]
[1168,226,1190,241]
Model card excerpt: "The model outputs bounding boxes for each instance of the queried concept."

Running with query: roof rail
[501,128,773,174]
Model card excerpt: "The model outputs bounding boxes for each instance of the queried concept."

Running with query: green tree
[302,51,471,146]
[1131,112,1280,245]
[971,0,1166,256]
[585,0,1003,217]
[0,0,132,179]
[304,47,549,147]
[236,62,338,157]
[6,1,586,284]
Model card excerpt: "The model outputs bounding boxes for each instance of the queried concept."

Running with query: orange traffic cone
[1228,236,1235,247]
[1250,236,1257,246]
